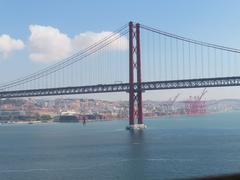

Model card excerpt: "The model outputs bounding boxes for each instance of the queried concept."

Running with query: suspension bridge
[1,21,240,129]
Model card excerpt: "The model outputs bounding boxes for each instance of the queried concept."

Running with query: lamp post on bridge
[127,21,147,130]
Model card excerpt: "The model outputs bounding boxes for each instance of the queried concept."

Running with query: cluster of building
[0,98,128,122]
[0,94,240,123]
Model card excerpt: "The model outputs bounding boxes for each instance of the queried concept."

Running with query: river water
[1,112,240,179]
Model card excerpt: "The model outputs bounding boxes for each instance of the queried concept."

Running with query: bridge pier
[127,21,146,130]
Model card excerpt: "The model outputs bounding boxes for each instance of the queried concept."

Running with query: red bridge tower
[127,22,146,130]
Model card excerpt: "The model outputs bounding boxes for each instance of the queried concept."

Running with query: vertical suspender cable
[170,38,173,80]
[201,45,203,78]
[182,41,185,79]
[159,34,162,80]
[164,36,167,80]
[207,47,210,77]
[176,39,179,80]
[188,42,191,78]
[194,44,197,78]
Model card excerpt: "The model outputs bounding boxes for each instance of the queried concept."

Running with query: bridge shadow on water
[124,130,148,180]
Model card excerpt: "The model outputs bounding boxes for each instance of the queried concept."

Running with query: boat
[56,111,79,123]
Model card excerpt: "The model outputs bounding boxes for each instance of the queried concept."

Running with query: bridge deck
[1,76,240,99]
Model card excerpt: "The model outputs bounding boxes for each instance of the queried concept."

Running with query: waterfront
[1,112,240,179]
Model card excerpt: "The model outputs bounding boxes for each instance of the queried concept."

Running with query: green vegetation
[37,115,52,122]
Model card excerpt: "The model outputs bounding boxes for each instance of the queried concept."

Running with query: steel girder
[1,76,240,99]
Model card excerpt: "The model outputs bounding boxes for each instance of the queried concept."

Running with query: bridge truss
[1,76,240,98]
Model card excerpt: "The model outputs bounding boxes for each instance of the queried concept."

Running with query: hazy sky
[1,0,240,101]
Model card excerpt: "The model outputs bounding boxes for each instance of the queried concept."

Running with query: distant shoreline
[1,110,239,125]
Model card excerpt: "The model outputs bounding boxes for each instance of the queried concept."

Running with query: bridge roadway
[1,76,240,99]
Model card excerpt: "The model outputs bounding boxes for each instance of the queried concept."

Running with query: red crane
[162,93,180,115]
[185,88,207,115]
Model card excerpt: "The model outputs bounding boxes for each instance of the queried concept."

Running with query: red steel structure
[128,22,143,126]
[185,88,207,115]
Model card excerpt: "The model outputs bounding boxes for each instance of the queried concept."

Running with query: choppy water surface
[1,112,240,180]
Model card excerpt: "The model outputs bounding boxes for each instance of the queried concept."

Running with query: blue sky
[1,0,240,100]
[0,0,239,42]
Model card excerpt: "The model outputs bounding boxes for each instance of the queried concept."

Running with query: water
[1,112,240,179]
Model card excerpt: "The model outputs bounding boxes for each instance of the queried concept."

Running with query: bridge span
[1,76,240,99]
